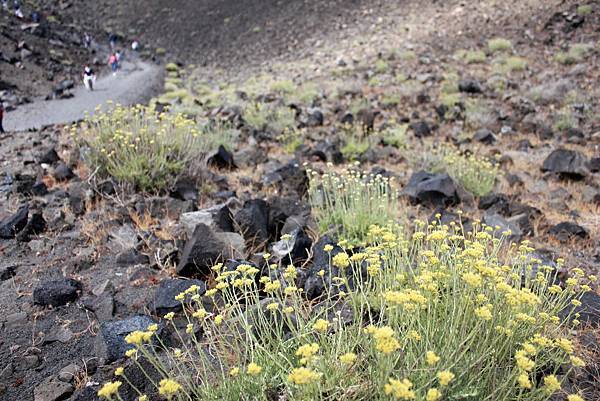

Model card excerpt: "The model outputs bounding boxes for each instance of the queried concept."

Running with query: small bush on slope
[76,103,237,192]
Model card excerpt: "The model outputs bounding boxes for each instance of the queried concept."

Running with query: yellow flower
[247,362,262,376]
[437,371,455,386]
[158,379,181,398]
[517,373,532,389]
[296,343,319,364]
[283,306,294,314]
[146,324,158,332]
[214,314,224,325]
[124,331,152,346]
[339,352,357,365]
[125,349,137,358]
[372,326,401,354]
[516,350,535,372]
[138,396,148,401]
[97,381,122,399]
[313,319,329,333]
[193,309,207,319]
[555,338,574,354]
[332,252,350,268]
[229,367,240,377]
[570,356,585,367]
[475,305,493,321]
[543,375,561,393]
[266,302,279,311]
[426,388,442,401]
[324,244,334,252]
[384,378,415,400]
[264,280,281,293]
[114,367,124,376]
[288,367,321,385]
[567,395,584,401]
[425,351,440,366]
[164,312,175,320]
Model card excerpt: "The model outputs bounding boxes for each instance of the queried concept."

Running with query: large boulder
[541,149,589,179]
[95,315,156,362]
[0,205,29,239]
[402,171,460,207]
[262,162,309,196]
[33,278,82,307]
[548,222,589,242]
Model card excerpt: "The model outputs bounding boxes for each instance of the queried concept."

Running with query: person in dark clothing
[0,102,5,133]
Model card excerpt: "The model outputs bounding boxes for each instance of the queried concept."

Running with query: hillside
[0,1,599,401]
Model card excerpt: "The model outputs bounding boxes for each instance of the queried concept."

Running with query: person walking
[108,52,118,75]
[0,101,5,133]
[83,65,96,90]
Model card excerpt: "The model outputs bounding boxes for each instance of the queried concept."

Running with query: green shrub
[97,224,592,401]
[339,123,371,161]
[278,128,304,154]
[442,148,499,197]
[576,4,593,15]
[165,62,179,72]
[244,102,296,133]
[375,59,389,74]
[76,104,237,192]
[488,38,512,53]
[380,123,408,148]
[270,80,296,94]
[308,168,398,244]
[554,43,594,65]
[504,56,528,72]
[465,50,486,64]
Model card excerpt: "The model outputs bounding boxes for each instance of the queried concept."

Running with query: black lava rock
[177,223,227,277]
[170,178,198,202]
[53,162,75,181]
[263,162,309,196]
[38,148,60,165]
[33,278,82,307]
[234,199,270,246]
[149,278,206,316]
[208,145,236,169]
[541,149,589,179]
[548,222,589,242]
[458,79,483,94]
[95,315,156,362]
[473,128,496,145]
[402,171,460,207]
[16,212,46,242]
[116,248,150,267]
[409,121,432,138]
[0,205,29,238]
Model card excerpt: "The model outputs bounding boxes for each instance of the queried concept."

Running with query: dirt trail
[3,59,161,132]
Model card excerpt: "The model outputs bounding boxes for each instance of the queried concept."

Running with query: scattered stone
[33,278,82,307]
[271,228,312,265]
[0,205,29,239]
[116,248,150,266]
[0,265,17,281]
[548,222,589,242]
[208,145,236,169]
[150,278,206,315]
[409,120,432,137]
[234,199,270,245]
[482,213,523,242]
[180,204,234,237]
[33,376,74,401]
[473,128,496,144]
[37,148,60,165]
[170,178,199,202]
[16,212,46,242]
[5,312,27,329]
[82,295,114,322]
[458,79,483,94]
[263,162,309,196]
[306,108,324,126]
[52,162,75,181]
[402,171,459,207]
[58,363,81,382]
[177,223,229,277]
[542,149,589,179]
[95,315,156,362]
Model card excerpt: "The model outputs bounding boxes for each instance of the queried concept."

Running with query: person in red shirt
[0,101,5,133]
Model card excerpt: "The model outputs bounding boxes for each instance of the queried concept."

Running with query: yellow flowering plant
[98,222,592,400]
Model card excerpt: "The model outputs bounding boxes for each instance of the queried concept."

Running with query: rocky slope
[0,0,599,400]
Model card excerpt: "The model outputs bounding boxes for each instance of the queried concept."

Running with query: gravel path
[3,59,161,132]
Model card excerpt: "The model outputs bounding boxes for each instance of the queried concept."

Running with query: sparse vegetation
[554,43,594,65]
[576,4,593,15]
[465,50,487,64]
[76,104,237,192]
[380,123,408,148]
[340,123,372,161]
[488,38,512,53]
[244,102,296,133]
